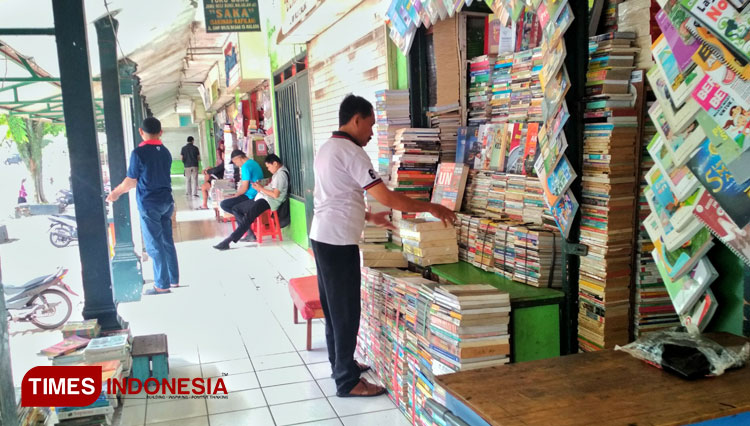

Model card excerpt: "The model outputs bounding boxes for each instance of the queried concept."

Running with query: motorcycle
[48,215,78,248]
[4,268,77,330]
[57,189,74,209]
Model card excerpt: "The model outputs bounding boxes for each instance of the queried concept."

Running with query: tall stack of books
[523,177,545,224]
[578,33,640,352]
[486,173,508,219]
[427,105,461,162]
[467,171,492,216]
[493,222,517,280]
[429,284,511,374]
[512,225,563,288]
[490,54,513,123]
[468,55,493,126]
[358,267,384,371]
[634,93,680,336]
[509,50,533,122]
[390,128,440,221]
[85,334,132,375]
[399,218,458,267]
[414,281,437,425]
[359,244,407,268]
[375,90,411,180]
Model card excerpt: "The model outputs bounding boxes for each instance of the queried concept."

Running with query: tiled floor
[114,180,410,426]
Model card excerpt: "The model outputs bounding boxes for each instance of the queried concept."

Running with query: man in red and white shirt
[311,94,455,398]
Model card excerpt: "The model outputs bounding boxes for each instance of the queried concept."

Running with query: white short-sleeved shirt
[310,132,382,246]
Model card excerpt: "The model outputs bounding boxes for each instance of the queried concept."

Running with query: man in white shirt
[311,94,455,398]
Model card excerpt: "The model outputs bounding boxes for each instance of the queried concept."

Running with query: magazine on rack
[693,190,750,266]
[692,74,750,151]
[651,250,718,316]
[687,21,750,81]
[648,101,704,167]
[693,42,750,110]
[694,110,750,185]
[646,65,701,135]
[681,0,750,62]
[645,213,715,280]
[652,34,705,108]
[646,134,700,201]
[655,9,700,72]
[550,188,578,239]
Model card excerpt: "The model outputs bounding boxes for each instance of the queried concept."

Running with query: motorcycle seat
[2,274,54,294]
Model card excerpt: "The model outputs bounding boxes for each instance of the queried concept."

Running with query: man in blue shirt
[213,149,263,250]
[107,117,179,295]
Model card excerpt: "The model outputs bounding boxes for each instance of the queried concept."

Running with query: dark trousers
[225,199,270,243]
[140,202,179,289]
[310,239,362,395]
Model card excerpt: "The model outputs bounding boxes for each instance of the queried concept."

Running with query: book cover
[652,249,718,316]
[688,22,750,81]
[680,288,718,333]
[693,190,750,266]
[655,9,700,71]
[692,74,750,150]
[694,109,750,184]
[645,213,715,279]
[648,101,703,167]
[522,122,540,176]
[681,0,750,62]
[456,126,481,169]
[505,122,526,174]
[545,155,576,206]
[685,134,750,227]
[534,131,568,177]
[644,173,705,251]
[652,34,704,108]
[692,40,750,110]
[432,163,470,211]
[647,134,700,202]
[40,335,90,358]
[646,66,701,136]
[550,189,578,239]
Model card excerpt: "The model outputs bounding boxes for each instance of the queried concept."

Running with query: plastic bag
[615,328,750,378]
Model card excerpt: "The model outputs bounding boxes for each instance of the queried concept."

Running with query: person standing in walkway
[213,149,264,250]
[181,136,200,198]
[107,117,179,295]
[311,94,455,397]
[213,154,288,249]
[17,178,27,204]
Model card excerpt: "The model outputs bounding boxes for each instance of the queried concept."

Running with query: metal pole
[52,0,123,330]
[0,258,19,426]
[94,15,143,303]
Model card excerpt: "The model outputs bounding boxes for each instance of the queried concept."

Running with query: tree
[1,115,65,204]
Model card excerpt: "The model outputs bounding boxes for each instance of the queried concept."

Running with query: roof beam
[0,28,56,36]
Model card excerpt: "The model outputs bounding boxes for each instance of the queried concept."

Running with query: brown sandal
[356,361,371,373]
[337,379,386,398]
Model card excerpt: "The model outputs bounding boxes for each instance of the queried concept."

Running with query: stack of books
[62,319,101,339]
[84,334,132,376]
[54,362,121,424]
[375,90,411,180]
[40,335,90,366]
[358,267,385,372]
[468,55,493,126]
[490,54,513,123]
[486,173,508,219]
[15,388,50,425]
[578,32,640,352]
[512,225,563,288]
[493,221,518,280]
[359,244,407,268]
[362,195,390,243]
[427,104,461,162]
[429,284,511,373]
[399,218,458,267]
[390,128,441,221]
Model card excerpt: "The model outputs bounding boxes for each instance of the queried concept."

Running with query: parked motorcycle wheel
[28,289,72,330]
[49,226,72,248]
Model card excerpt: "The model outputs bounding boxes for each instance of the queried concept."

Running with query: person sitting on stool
[213,149,263,250]
[213,154,288,249]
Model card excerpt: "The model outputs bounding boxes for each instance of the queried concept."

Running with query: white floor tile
[256,365,313,387]
[169,364,202,379]
[207,388,266,415]
[252,351,303,371]
[296,419,343,426]
[341,409,411,426]
[209,407,275,426]
[145,398,207,424]
[307,362,333,380]
[298,349,330,365]
[120,404,146,426]
[198,348,248,364]
[220,371,260,392]
[201,358,254,378]
[122,394,148,407]
[145,415,209,426]
[269,398,338,426]
[316,378,338,397]
[262,381,324,406]
[328,394,396,417]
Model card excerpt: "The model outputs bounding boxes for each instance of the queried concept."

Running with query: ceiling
[0,0,232,121]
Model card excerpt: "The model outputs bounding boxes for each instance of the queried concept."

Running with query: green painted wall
[290,198,309,249]
[513,305,561,362]
[387,38,409,90]
[707,244,745,336]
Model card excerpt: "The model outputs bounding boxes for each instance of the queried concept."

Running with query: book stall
[360,0,750,424]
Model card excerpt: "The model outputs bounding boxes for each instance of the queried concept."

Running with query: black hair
[230,149,246,159]
[264,154,282,165]
[187,136,194,143]
[142,117,161,135]
[338,94,374,127]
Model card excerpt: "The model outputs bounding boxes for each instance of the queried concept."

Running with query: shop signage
[204,0,261,33]
[281,0,318,33]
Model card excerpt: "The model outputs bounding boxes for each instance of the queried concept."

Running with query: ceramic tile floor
[114,181,410,426]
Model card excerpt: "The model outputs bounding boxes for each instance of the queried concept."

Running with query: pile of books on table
[398,218,458,267]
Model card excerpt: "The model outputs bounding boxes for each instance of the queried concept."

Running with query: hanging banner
[204,0,261,33]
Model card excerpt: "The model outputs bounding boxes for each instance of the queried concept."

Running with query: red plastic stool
[251,210,283,244]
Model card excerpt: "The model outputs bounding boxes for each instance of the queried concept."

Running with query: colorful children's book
[681,0,750,62]
[545,155,576,206]
[40,335,90,358]
[692,41,750,110]
[644,171,705,251]
[648,101,703,166]
[645,213,715,280]
[692,74,750,150]
[652,250,718,316]
[505,122,526,174]
[646,66,701,135]
[693,190,750,266]
[656,9,701,71]
[652,34,704,108]
[686,132,750,228]
[550,188,578,239]
[687,22,750,81]
[647,134,701,202]
[522,122,540,176]
[694,110,750,185]
[680,289,718,333]
[534,131,568,177]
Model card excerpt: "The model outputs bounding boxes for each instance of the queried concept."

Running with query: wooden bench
[288,276,324,351]
[131,334,169,384]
